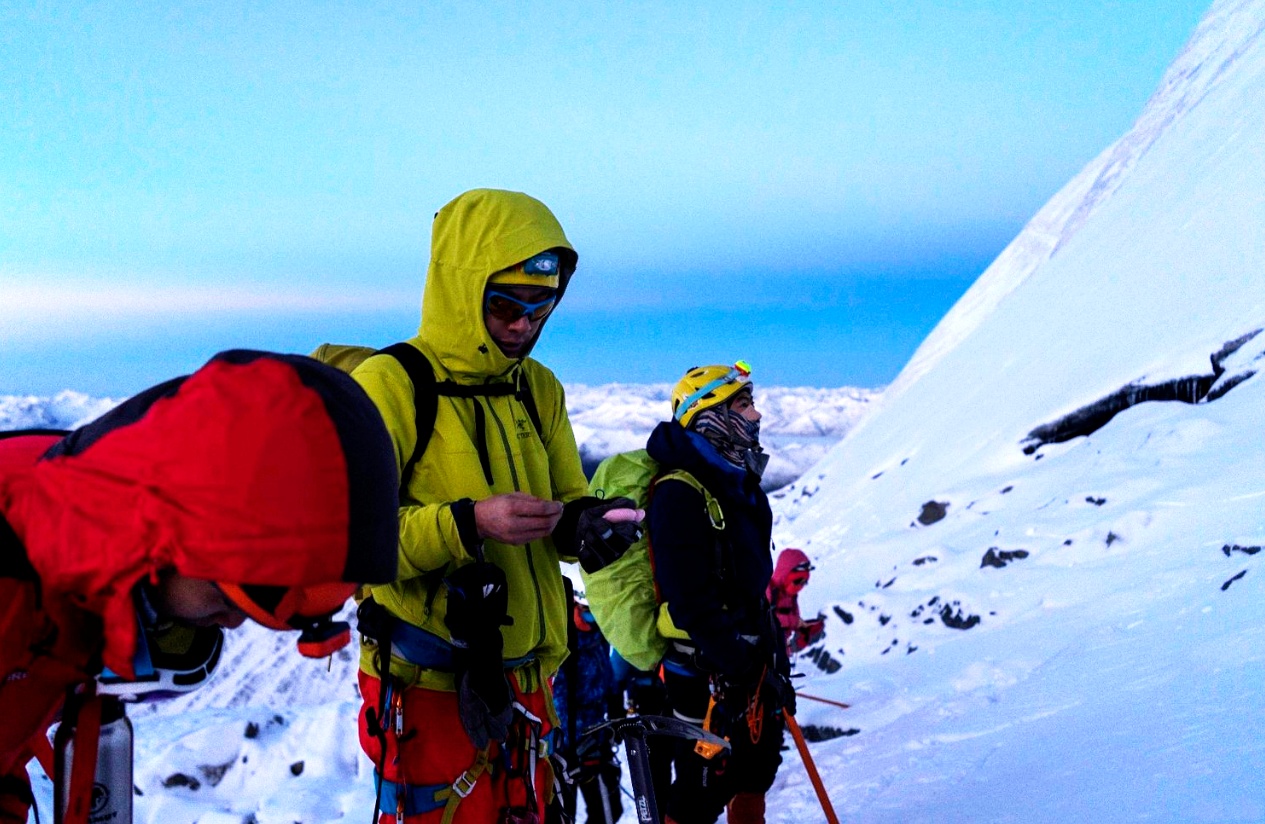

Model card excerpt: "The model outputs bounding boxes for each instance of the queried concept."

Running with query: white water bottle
[54,695,133,824]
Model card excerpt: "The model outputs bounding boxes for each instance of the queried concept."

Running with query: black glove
[763,668,797,717]
[445,561,512,645]
[575,497,643,573]
[445,562,515,748]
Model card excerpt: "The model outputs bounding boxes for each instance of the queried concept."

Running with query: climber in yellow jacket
[351,189,640,824]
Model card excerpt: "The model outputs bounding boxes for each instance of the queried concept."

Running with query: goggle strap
[217,582,293,631]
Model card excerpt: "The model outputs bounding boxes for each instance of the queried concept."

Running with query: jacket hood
[4,350,399,677]
[419,189,577,378]
[772,548,811,588]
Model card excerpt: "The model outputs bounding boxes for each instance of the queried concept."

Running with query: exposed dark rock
[1086,496,1106,506]
[901,459,909,466]
[1207,371,1256,401]
[1222,570,1248,591]
[980,548,1030,569]
[923,618,935,624]
[1000,485,1014,494]
[163,773,201,791]
[1223,544,1262,557]
[244,722,259,739]
[912,556,938,566]
[133,786,143,796]
[940,603,981,630]
[871,472,883,480]
[806,647,842,674]
[1106,532,1121,547]
[833,606,853,624]
[906,644,918,654]
[800,725,861,742]
[198,760,235,788]
[917,500,949,525]
[1063,539,1073,546]
[879,614,891,626]
[290,761,305,776]
[1022,330,1261,453]
[881,577,896,589]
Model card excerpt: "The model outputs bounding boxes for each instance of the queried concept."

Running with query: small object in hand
[602,508,645,524]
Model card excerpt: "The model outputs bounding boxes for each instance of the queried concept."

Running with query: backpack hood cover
[419,188,577,378]
[4,350,399,678]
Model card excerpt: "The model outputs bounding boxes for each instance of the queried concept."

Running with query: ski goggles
[484,289,558,323]
[674,360,753,423]
[98,622,224,702]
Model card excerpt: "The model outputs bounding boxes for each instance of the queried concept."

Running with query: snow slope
[766,0,1265,820]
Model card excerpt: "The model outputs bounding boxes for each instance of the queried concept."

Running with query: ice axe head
[586,714,730,753]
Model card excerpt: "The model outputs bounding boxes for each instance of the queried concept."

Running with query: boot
[726,792,766,824]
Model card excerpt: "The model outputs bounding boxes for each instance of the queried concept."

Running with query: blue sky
[1,1,1211,395]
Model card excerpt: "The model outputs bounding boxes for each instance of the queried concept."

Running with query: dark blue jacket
[646,421,774,677]
[554,604,617,753]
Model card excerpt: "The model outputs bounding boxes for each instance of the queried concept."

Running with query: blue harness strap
[374,774,452,817]
[390,618,537,672]
[390,622,459,671]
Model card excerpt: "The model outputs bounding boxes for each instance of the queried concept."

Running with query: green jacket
[353,189,589,687]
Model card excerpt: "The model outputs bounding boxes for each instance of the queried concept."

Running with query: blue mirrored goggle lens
[485,290,557,322]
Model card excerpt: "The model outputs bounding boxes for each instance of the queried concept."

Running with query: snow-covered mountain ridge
[768,0,1265,819]
[882,0,1265,409]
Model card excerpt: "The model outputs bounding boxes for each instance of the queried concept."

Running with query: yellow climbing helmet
[671,361,753,428]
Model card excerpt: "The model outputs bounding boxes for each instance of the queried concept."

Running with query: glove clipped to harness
[445,561,516,749]
[555,496,644,573]
[763,668,797,717]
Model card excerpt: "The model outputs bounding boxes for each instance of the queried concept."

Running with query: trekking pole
[785,713,840,824]
[795,691,851,710]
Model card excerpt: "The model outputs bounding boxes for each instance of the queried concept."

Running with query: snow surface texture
[22,1,1265,820]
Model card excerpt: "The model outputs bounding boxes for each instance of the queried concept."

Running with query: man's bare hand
[474,492,564,545]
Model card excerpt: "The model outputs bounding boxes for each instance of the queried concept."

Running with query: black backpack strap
[375,344,547,491]
[0,512,36,582]
[378,343,438,501]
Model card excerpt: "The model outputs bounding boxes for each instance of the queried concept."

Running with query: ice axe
[587,715,729,824]
[785,713,840,824]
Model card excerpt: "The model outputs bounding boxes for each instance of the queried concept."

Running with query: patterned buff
[690,396,765,472]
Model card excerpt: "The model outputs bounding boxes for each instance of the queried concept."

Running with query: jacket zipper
[487,395,547,650]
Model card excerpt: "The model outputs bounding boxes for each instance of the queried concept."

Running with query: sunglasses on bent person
[484,288,558,323]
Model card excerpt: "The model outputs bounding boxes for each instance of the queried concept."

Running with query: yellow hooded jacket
[353,190,589,688]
